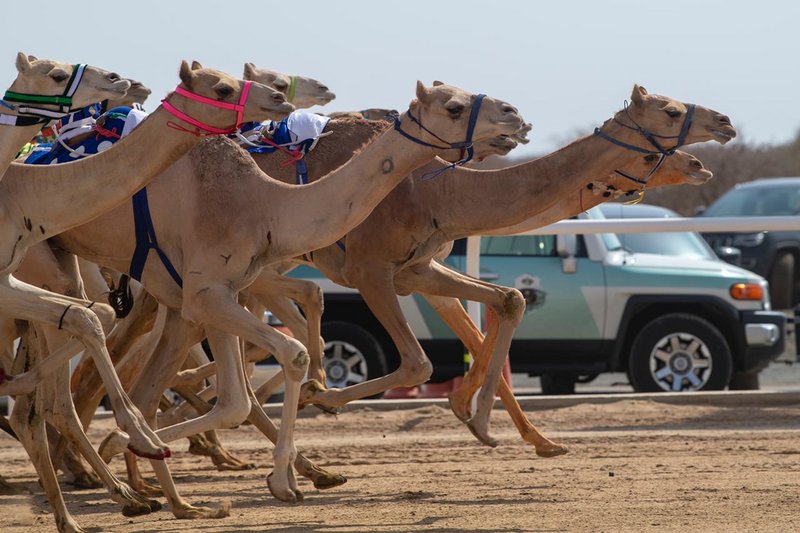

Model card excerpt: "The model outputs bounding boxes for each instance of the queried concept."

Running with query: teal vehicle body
[295,204,786,394]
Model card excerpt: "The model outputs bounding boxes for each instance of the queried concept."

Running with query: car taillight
[730,282,764,301]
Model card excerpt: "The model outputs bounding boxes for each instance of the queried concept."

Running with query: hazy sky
[2,0,797,159]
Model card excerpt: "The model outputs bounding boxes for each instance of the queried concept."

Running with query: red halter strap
[160,80,252,136]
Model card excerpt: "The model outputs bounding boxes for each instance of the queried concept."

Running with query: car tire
[540,372,576,395]
[320,321,388,398]
[629,313,732,393]
[728,370,760,390]
[769,252,794,310]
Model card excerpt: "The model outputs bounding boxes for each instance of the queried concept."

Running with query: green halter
[3,64,87,120]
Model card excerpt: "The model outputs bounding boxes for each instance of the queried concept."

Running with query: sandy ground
[1,399,799,532]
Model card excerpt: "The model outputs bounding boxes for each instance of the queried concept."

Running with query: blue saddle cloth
[24,106,132,165]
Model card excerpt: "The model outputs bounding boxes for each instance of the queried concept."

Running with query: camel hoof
[447,394,470,423]
[535,444,569,458]
[172,501,231,519]
[212,457,256,471]
[466,419,498,448]
[299,379,337,412]
[267,473,301,504]
[312,472,348,490]
[67,470,103,490]
[122,500,155,517]
[128,443,171,461]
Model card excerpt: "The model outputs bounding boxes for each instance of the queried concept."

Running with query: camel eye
[215,85,234,99]
[664,108,682,118]
[644,154,659,163]
[273,79,288,91]
[50,71,69,83]
[446,103,465,118]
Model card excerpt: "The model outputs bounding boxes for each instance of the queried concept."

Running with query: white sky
[1,0,797,159]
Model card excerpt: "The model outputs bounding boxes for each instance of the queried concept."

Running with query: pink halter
[161,80,252,136]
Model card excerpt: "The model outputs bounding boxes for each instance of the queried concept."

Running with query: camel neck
[0,107,198,238]
[273,123,436,256]
[0,124,44,177]
[426,124,656,237]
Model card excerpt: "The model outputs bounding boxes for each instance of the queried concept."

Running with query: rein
[391,93,486,180]
[594,101,695,184]
[161,80,252,136]
[0,63,87,126]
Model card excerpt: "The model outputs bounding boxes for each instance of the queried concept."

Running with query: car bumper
[740,310,787,372]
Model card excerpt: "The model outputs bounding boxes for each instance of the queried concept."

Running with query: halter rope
[390,93,486,180]
[160,80,252,136]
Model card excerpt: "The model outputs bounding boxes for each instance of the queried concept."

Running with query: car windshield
[703,183,800,217]
[584,207,623,251]
[598,205,718,260]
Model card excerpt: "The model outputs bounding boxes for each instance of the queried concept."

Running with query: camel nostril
[717,114,731,125]
[502,105,516,114]
[108,72,121,82]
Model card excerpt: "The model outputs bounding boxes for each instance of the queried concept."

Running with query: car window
[481,235,557,256]
[704,184,800,217]
[617,231,717,260]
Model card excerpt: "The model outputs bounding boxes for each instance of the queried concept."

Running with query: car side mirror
[556,234,577,273]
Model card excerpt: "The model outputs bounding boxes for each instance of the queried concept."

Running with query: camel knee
[490,287,526,325]
[398,358,433,386]
[63,306,106,342]
[89,302,116,334]
[216,393,252,429]
[276,337,309,381]
[299,282,324,315]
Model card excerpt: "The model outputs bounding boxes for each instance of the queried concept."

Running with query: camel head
[107,78,152,108]
[408,81,524,151]
[621,84,736,149]
[593,151,712,199]
[7,52,130,109]
[243,63,336,109]
[175,60,294,127]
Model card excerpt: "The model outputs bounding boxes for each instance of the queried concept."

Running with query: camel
[230,85,735,448]
[0,62,293,531]
[34,82,522,515]
[54,64,340,480]
[243,63,335,108]
[168,91,726,454]
[328,108,397,121]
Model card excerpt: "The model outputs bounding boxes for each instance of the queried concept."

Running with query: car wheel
[769,252,794,309]
[320,321,388,397]
[540,372,576,395]
[629,313,732,392]
[728,370,760,390]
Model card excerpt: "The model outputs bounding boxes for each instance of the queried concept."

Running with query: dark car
[700,177,800,309]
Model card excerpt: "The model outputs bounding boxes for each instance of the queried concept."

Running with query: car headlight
[732,232,765,247]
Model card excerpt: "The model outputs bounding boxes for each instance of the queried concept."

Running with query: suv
[700,177,800,309]
[293,205,786,394]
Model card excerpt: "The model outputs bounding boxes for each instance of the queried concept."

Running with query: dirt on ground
[1,399,799,532]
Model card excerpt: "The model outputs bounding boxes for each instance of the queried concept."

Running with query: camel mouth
[316,92,336,104]
[686,169,713,184]
[707,126,736,144]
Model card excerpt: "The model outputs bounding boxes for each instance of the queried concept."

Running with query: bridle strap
[161,80,252,136]
[391,93,486,180]
[594,102,696,184]
[1,63,88,126]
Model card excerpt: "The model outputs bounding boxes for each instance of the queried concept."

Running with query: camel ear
[16,52,32,73]
[432,80,445,87]
[243,62,256,79]
[179,60,196,88]
[631,84,648,105]
[191,60,203,70]
[416,80,432,104]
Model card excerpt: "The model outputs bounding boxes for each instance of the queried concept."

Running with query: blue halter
[391,93,486,180]
[594,101,695,183]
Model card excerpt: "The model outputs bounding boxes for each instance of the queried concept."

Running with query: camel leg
[37,328,161,516]
[300,260,433,409]
[390,261,526,447]
[0,276,169,460]
[123,452,163,497]
[249,273,326,383]
[9,325,85,533]
[424,293,568,457]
